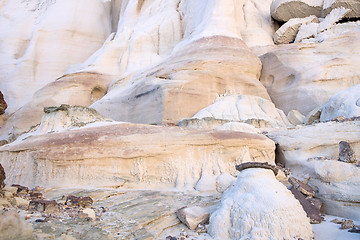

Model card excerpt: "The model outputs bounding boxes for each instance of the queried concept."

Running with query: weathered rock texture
[191,95,291,129]
[268,120,360,220]
[260,23,360,115]
[320,84,360,122]
[92,36,270,125]
[0,0,112,113]
[208,168,313,239]
[0,122,275,191]
[274,15,319,44]
[322,0,360,18]
[271,0,323,21]
[0,72,111,142]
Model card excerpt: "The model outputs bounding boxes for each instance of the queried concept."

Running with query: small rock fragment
[82,208,96,220]
[348,226,360,233]
[341,220,355,229]
[195,223,207,233]
[0,140,8,147]
[288,177,315,197]
[29,200,59,214]
[339,141,356,163]
[65,195,93,207]
[287,109,306,125]
[331,218,344,224]
[176,206,210,230]
[13,197,30,209]
[0,163,5,189]
[0,91,7,115]
[11,184,29,195]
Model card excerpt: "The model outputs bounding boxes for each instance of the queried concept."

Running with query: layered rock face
[268,120,360,220]
[0,0,360,239]
[0,117,275,190]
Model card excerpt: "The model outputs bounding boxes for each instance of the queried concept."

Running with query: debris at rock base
[290,187,322,224]
[341,219,355,229]
[176,206,210,230]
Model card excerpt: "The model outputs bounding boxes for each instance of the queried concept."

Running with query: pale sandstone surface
[0,122,275,191]
[267,120,360,220]
[320,84,360,122]
[274,15,319,44]
[208,168,313,240]
[192,95,292,129]
[260,23,360,115]
[287,109,306,125]
[270,0,323,21]
[0,0,112,113]
[69,0,276,78]
[92,36,271,125]
[0,72,112,142]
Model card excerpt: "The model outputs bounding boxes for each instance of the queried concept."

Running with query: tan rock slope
[0,107,275,191]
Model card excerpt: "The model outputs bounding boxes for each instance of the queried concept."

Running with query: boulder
[0,122,275,190]
[287,110,305,125]
[270,0,323,22]
[320,84,360,122]
[29,200,59,214]
[191,95,291,129]
[274,15,319,44]
[176,206,210,230]
[0,211,35,240]
[323,0,360,18]
[208,168,313,239]
[339,141,357,163]
[290,187,322,223]
[260,23,360,115]
[267,120,360,220]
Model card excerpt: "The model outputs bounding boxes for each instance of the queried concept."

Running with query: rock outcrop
[260,23,360,115]
[208,168,313,239]
[270,0,323,22]
[268,120,360,220]
[322,0,360,18]
[0,121,275,190]
[191,95,292,129]
[0,0,112,113]
[274,15,319,44]
[92,36,270,125]
[320,84,360,122]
